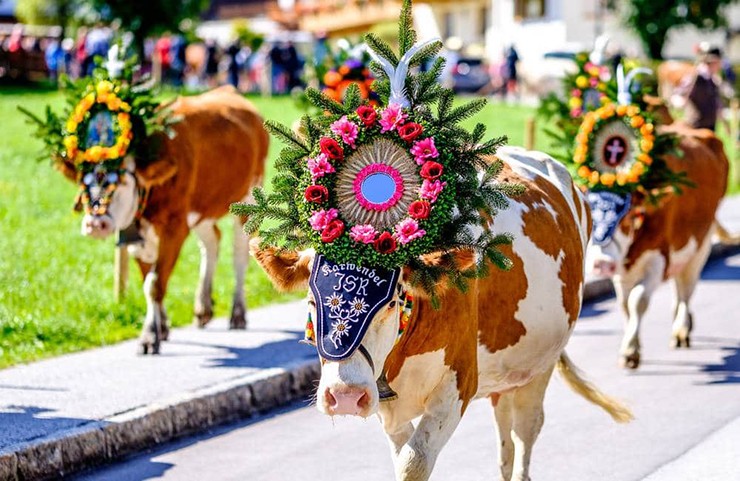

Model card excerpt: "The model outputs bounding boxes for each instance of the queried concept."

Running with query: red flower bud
[373,231,397,254]
[398,122,423,141]
[320,137,344,160]
[356,105,377,127]
[420,161,444,180]
[408,200,431,220]
[321,219,345,243]
[304,185,329,203]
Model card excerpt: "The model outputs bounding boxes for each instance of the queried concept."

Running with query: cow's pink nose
[325,387,370,416]
[593,258,617,277]
[84,216,114,238]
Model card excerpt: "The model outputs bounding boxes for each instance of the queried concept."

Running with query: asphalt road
[75,252,740,481]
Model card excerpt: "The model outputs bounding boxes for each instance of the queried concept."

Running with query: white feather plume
[105,44,125,79]
[367,38,440,108]
[617,64,653,105]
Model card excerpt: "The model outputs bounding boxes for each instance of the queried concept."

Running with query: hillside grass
[0,87,555,368]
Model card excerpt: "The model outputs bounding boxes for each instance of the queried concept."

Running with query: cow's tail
[715,221,740,245]
[556,352,634,423]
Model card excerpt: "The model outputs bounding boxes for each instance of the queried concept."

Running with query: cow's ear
[249,238,313,292]
[134,157,178,188]
[54,156,78,182]
[642,95,674,125]
[402,249,477,299]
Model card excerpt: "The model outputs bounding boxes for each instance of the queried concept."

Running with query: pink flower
[349,224,377,244]
[589,77,599,87]
[571,89,582,98]
[379,103,408,133]
[309,208,339,231]
[570,107,583,118]
[410,137,439,165]
[394,218,426,245]
[420,179,446,202]
[330,116,359,148]
[307,153,335,181]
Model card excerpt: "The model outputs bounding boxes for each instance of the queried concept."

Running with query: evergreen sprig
[233,0,522,302]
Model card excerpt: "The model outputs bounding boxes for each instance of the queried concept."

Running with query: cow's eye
[388,301,397,309]
[308,299,316,307]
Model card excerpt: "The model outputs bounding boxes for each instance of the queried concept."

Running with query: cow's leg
[192,219,220,328]
[671,235,712,348]
[139,223,189,354]
[491,393,515,481]
[392,376,466,481]
[502,366,554,481]
[230,214,249,329]
[618,256,665,369]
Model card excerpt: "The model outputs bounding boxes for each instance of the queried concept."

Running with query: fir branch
[398,0,417,56]
[363,33,399,66]
[305,87,349,116]
[408,40,443,69]
[264,120,310,152]
[343,82,362,111]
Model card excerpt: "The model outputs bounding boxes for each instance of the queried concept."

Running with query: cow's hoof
[140,341,160,355]
[194,312,213,328]
[229,305,247,330]
[620,353,640,369]
[672,335,690,349]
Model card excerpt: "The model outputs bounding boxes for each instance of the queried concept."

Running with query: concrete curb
[1,243,738,481]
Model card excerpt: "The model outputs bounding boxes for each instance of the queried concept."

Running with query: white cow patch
[666,237,698,278]
[128,220,159,264]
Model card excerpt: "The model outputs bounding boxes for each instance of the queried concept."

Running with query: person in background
[503,44,520,99]
[44,37,65,83]
[203,38,220,88]
[83,23,111,76]
[169,33,187,87]
[154,32,172,85]
[226,39,241,90]
[672,43,726,132]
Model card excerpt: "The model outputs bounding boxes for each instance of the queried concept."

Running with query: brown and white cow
[55,86,268,354]
[586,122,729,369]
[250,147,632,481]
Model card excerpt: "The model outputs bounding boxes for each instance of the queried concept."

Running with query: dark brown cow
[251,147,632,481]
[587,121,729,368]
[56,86,268,354]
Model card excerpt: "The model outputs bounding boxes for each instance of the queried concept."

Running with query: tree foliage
[90,0,208,54]
[622,0,738,59]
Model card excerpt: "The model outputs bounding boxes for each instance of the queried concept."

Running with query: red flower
[420,161,444,180]
[356,105,377,127]
[398,122,423,141]
[304,185,329,203]
[320,137,344,160]
[321,219,345,243]
[408,201,431,220]
[374,231,397,254]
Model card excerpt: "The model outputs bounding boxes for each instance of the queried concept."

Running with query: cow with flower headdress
[22,47,268,355]
[546,59,732,369]
[234,2,631,480]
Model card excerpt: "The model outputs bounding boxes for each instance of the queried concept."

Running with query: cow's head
[65,149,177,239]
[250,240,473,418]
[586,190,645,277]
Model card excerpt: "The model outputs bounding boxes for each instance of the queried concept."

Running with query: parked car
[452,57,491,94]
[519,49,579,97]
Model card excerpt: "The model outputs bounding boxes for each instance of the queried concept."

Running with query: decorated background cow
[561,66,731,368]
[23,53,268,354]
[235,5,632,479]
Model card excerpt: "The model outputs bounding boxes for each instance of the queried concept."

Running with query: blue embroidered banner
[309,255,400,361]
[587,191,632,246]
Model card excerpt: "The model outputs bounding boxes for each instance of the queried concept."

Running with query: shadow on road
[700,342,740,384]
[0,406,100,451]
[701,252,740,281]
[167,330,314,369]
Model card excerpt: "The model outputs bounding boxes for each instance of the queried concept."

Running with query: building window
[515,0,546,19]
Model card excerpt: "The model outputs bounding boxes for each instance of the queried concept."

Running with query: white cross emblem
[605,137,626,166]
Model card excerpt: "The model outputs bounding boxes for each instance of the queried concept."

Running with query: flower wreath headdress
[21,45,175,222]
[233,0,523,300]
[540,56,688,201]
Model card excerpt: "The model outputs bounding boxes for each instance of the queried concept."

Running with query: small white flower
[330,319,352,348]
[349,297,368,315]
[325,293,345,310]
